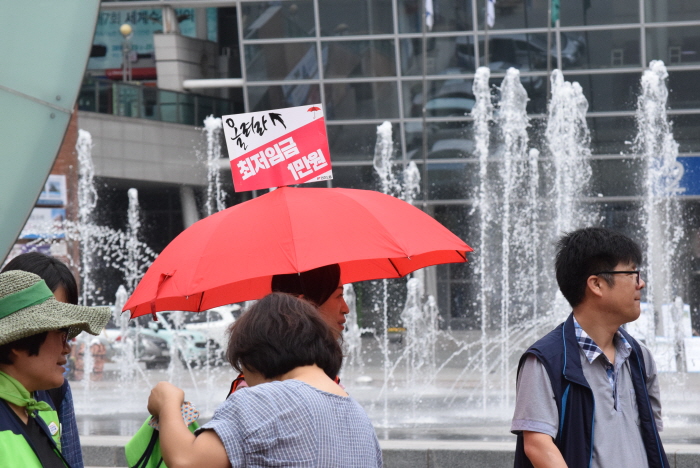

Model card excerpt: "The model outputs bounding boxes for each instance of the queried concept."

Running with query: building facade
[79,0,700,330]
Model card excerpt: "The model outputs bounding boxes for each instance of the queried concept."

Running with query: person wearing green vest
[0,270,110,467]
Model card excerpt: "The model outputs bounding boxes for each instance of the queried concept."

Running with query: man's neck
[573,306,620,362]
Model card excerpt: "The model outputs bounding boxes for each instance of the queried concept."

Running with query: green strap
[0,280,53,320]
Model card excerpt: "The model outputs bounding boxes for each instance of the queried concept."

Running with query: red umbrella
[124,186,472,318]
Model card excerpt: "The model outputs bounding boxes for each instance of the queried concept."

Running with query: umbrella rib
[388,258,402,277]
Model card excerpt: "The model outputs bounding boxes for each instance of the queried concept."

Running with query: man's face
[12,329,69,393]
[317,282,349,334]
[601,261,645,324]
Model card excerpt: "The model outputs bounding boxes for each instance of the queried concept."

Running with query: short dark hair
[271,263,341,307]
[2,252,79,305]
[555,227,642,307]
[226,293,342,379]
[0,332,49,365]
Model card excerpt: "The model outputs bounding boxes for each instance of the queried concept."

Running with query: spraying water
[76,130,98,306]
[203,115,226,215]
[471,66,495,410]
[635,60,686,366]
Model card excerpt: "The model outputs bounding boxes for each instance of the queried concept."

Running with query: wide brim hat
[0,270,111,346]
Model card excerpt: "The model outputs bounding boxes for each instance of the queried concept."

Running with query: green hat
[0,270,111,346]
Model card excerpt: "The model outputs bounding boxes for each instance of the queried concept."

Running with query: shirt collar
[573,315,631,364]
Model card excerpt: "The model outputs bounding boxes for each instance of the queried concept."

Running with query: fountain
[42,64,697,444]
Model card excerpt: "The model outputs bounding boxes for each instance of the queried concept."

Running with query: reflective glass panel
[404,120,475,160]
[402,79,475,120]
[241,1,315,39]
[247,84,321,112]
[323,40,396,78]
[319,0,393,35]
[474,34,585,72]
[670,114,700,153]
[587,116,636,154]
[426,161,475,200]
[326,124,399,161]
[645,0,700,22]
[573,73,640,112]
[647,27,700,66]
[667,70,700,110]
[561,0,638,26]
[324,82,399,120]
[475,0,547,30]
[566,29,640,70]
[397,0,473,33]
[245,43,318,81]
[329,164,380,189]
[588,158,642,197]
[400,36,477,75]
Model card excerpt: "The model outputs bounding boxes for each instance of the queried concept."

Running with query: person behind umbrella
[1,252,86,468]
[228,263,349,394]
[147,293,383,468]
[0,270,111,468]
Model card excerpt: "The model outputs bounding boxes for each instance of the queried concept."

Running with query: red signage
[222,104,333,192]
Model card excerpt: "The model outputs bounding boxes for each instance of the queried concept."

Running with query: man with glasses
[511,227,668,468]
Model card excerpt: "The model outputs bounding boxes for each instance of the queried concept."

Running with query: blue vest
[513,313,669,468]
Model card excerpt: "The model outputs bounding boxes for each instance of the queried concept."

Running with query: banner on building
[222,104,333,192]
[37,174,67,206]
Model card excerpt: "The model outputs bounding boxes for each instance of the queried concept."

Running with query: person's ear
[586,275,604,298]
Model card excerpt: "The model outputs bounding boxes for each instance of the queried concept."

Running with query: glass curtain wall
[236,0,700,329]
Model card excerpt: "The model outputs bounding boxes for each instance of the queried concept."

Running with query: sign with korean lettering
[222,104,333,192]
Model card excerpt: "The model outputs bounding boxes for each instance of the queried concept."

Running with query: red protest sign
[222,104,333,192]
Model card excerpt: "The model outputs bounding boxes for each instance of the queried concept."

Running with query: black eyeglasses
[59,328,69,347]
[594,270,640,285]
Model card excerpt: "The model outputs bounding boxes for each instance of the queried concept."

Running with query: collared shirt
[512,316,664,468]
[573,316,632,409]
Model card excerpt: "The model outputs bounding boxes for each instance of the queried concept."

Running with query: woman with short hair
[147,293,382,468]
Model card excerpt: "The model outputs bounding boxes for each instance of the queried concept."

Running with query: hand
[147,381,185,417]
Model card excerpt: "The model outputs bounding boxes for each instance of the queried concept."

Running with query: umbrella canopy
[124,186,472,318]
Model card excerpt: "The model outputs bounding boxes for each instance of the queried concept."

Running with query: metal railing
[77,78,239,126]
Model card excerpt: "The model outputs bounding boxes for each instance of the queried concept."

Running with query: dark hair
[271,264,341,307]
[226,293,342,379]
[2,252,78,305]
[555,227,642,307]
[0,332,49,365]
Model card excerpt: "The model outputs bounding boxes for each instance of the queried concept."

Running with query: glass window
[324,82,399,120]
[471,34,582,72]
[402,79,475,120]
[318,0,393,36]
[329,164,379,189]
[475,0,548,30]
[647,26,700,66]
[244,43,318,81]
[671,114,700,153]
[397,0,473,33]
[572,73,640,112]
[561,0,638,26]
[400,36,477,75]
[326,123,399,161]
[426,161,475,200]
[323,40,396,78]
[665,71,700,111]
[566,29,640,70]
[587,116,636,155]
[242,1,315,39]
[405,120,475,160]
[588,158,642,197]
[247,84,321,112]
[645,0,700,22]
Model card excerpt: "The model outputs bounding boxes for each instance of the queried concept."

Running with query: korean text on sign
[237,137,300,180]
[287,150,328,181]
